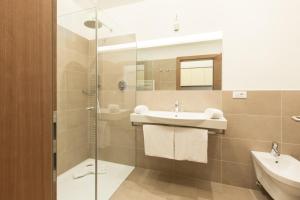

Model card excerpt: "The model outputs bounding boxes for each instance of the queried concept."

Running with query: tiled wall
[136,90,300,189]
[57,26,90,174]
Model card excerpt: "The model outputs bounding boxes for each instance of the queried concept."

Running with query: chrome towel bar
[291,116,300,122]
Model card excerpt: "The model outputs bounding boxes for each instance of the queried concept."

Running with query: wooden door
[0,0,55,199]
[213,54,222,90]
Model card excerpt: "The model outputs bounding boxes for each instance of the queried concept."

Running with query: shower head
[84,20,102,29]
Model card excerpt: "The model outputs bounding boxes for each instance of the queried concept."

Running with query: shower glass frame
[56,7,99,200]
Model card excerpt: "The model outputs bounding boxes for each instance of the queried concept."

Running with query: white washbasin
[145,111,208,121]
[130,110,227,130]
[252,151,300,200]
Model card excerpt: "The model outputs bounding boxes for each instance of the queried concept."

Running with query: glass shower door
[96,14,137,199]
[57,7,137,200]
[56,8,98,200]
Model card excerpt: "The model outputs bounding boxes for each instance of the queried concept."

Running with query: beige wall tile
[57,26,90,174]
[173,159,221,182]
[282,116,300,144]
[224,114,281,141]
[222,91,247,114]
[109,126,135,149]
[100,90,123,108]
[223,91,281,115]
[100,146,135,166]
[57,69,68,91]
[58,25,89,55]
[57,145,89,175]
[57,110,69,132]
[58,49,89,72]
[136,149,173,173]
[221,138,272,164]
[222,161,256,189]
[208,135,221,160]
[67,71,88,90]
[159,81,176,90]
[282,91,300,116]
[137,90,222,112]
[65,90,88,110]
[282,143,300,160]
[136,127,145,150]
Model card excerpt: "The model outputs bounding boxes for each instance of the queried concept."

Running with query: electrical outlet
[232,91,247,99]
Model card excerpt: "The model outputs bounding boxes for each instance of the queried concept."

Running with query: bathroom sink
[145,111,208,121]
[130,110,227,130]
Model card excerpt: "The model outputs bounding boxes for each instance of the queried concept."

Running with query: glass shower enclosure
[56,7,136,200]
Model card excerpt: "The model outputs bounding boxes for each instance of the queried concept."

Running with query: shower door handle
[86,106,95,111]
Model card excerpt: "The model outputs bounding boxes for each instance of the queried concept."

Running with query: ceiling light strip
[97,31,222,52]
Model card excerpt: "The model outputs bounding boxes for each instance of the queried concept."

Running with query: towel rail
[131,122,225,134]
[291,116,300,122]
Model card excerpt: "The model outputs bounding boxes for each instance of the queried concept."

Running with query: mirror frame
[176,54,222,90]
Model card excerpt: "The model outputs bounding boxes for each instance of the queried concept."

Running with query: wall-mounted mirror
[177,54,222,90]
[137,39,222,91]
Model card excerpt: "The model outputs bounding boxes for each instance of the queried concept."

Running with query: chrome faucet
[271,142,280,157]
[174,100,180,112]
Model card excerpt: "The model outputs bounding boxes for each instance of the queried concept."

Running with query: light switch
[232,91,247,99]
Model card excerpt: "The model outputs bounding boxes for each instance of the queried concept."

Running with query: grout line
[221,137,278,143]
[221,160,252,167]
[220,135,223,184]
[281,142,300,146]
[224,113,282,118]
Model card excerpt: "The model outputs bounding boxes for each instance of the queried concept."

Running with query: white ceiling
[58,0,144,16]
[58,0,223,42]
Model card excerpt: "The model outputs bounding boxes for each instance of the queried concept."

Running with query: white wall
[100,0,223,41]
[58,0,143,16]
[59,0,300,90]
[222,0,300,90]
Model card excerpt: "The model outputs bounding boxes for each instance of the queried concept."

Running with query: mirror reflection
[177,54,222,90]
[137,40,222,91]
[180,60,213,88]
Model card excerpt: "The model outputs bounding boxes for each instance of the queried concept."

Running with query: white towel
[204,108,223,119]
[143,125,174,159]
[174,127,208,163]
[134,105,149,114]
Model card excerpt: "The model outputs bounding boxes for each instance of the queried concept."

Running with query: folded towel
[204,108,223,119]
[174,127,208,163]
[135,105,149,114]
[143,125,174,159]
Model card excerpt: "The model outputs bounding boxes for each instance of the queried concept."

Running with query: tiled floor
[111,168,272,200]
